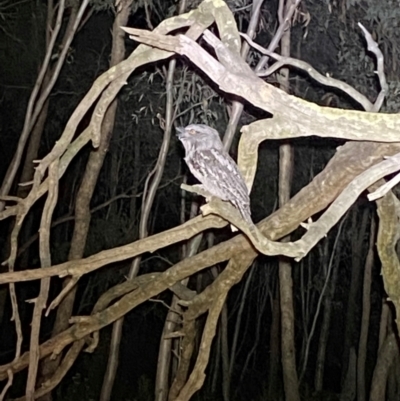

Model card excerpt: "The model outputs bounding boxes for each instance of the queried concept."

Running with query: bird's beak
[176,127,185,138]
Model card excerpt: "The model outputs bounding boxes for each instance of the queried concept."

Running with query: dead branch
[0,140,398,383]
[376,192,400,334]
[172,251,255,400]
[358,23,388,112]
[122,26,399,143]
[0,142,399,289]
[26,160,59,398]
[1,2,399,397]
[0,0,66,211]
[240,33,374,111]
[0,214,226,285]
[13,340,85,401]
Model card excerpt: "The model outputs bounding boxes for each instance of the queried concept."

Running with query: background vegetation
[0,0,399,400]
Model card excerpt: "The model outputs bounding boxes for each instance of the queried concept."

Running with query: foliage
[89,0,114,12]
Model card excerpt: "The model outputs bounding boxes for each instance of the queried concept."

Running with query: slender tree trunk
[155,212,196,401]
[0,99,50,332]
[369,333,397,401]
[268,285,281,399]
[208,261,230,401]
[238,275,268,387]
[341,209,369,389]
[155,201,201,401]
[17,98,50,268]
[279,256,299,401]
[314,247,340,391]
[387,353,400,401]
[378,301,389,351]
[371,298,400,401]
[155,0,265,397]
[129,127,141,238]
[19,99,50,199]
[0,0,89,211]
[341,347,357,401]
[357,218,375,401]
[211,324,221,393]
[278,2,299,399]
[39,2,128,398]
[228,266,254,391]
[155,295,185,401]
[94,4,133,401]
[301,217,346,384]
[220,303,229,401]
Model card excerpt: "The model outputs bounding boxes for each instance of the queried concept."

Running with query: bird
[176,124,253,225]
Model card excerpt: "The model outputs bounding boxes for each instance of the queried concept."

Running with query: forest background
[0,0,400,400]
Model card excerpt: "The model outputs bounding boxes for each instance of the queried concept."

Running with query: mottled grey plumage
[176,124,252,225]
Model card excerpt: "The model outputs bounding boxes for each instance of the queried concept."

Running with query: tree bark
[155,209,201,401]
[369,333,397,401]
[155,296,184,401]
[387,353,400,401]
[228,265,254,395]
[357,217,375,401]
[314,246,340,391]
[278,2,300,399]
[39,2,128,398]
[268,286,281,399]
[220,303,229,401]
[341,208,368,388]
[279,257,300,401]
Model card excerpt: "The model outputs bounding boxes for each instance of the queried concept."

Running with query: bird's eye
[189,129,196,135]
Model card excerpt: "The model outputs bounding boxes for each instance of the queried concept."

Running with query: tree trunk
[340,347,357,401]
[278,6,300,400]
[377,301,389,351]
[369,333,397,401]
[341,208,368,387]
[39,2,128,397]
[155,295,185,401]
[268,285,281,399]
[387,353,400,401]
[220,303,229,401]
[0,0,87,211]
[19,99,50,199]
[155,206,201,401]
[17,98,50,269]
[228,265,254,394]
[314,245,341,391]
[279,257,300,401]
[357,217,375,401]
[211,324,221,394]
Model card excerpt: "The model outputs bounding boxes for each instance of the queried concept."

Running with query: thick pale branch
[200,199,302,257]
[0,241,238,380]
[189,153,400,261]
[251,141,400,241]
[13,340,85,401]
[2,2,398,399]
[376,192,400,333]
[0,214,226,285]
[0,142,398,379]
[1,142,399,287]
[290,153,400,260]
[122,27,400,143]
[176,292,226,401]
[171,251,255,401]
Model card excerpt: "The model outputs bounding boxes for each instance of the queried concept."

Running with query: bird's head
[176,124,223,153]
